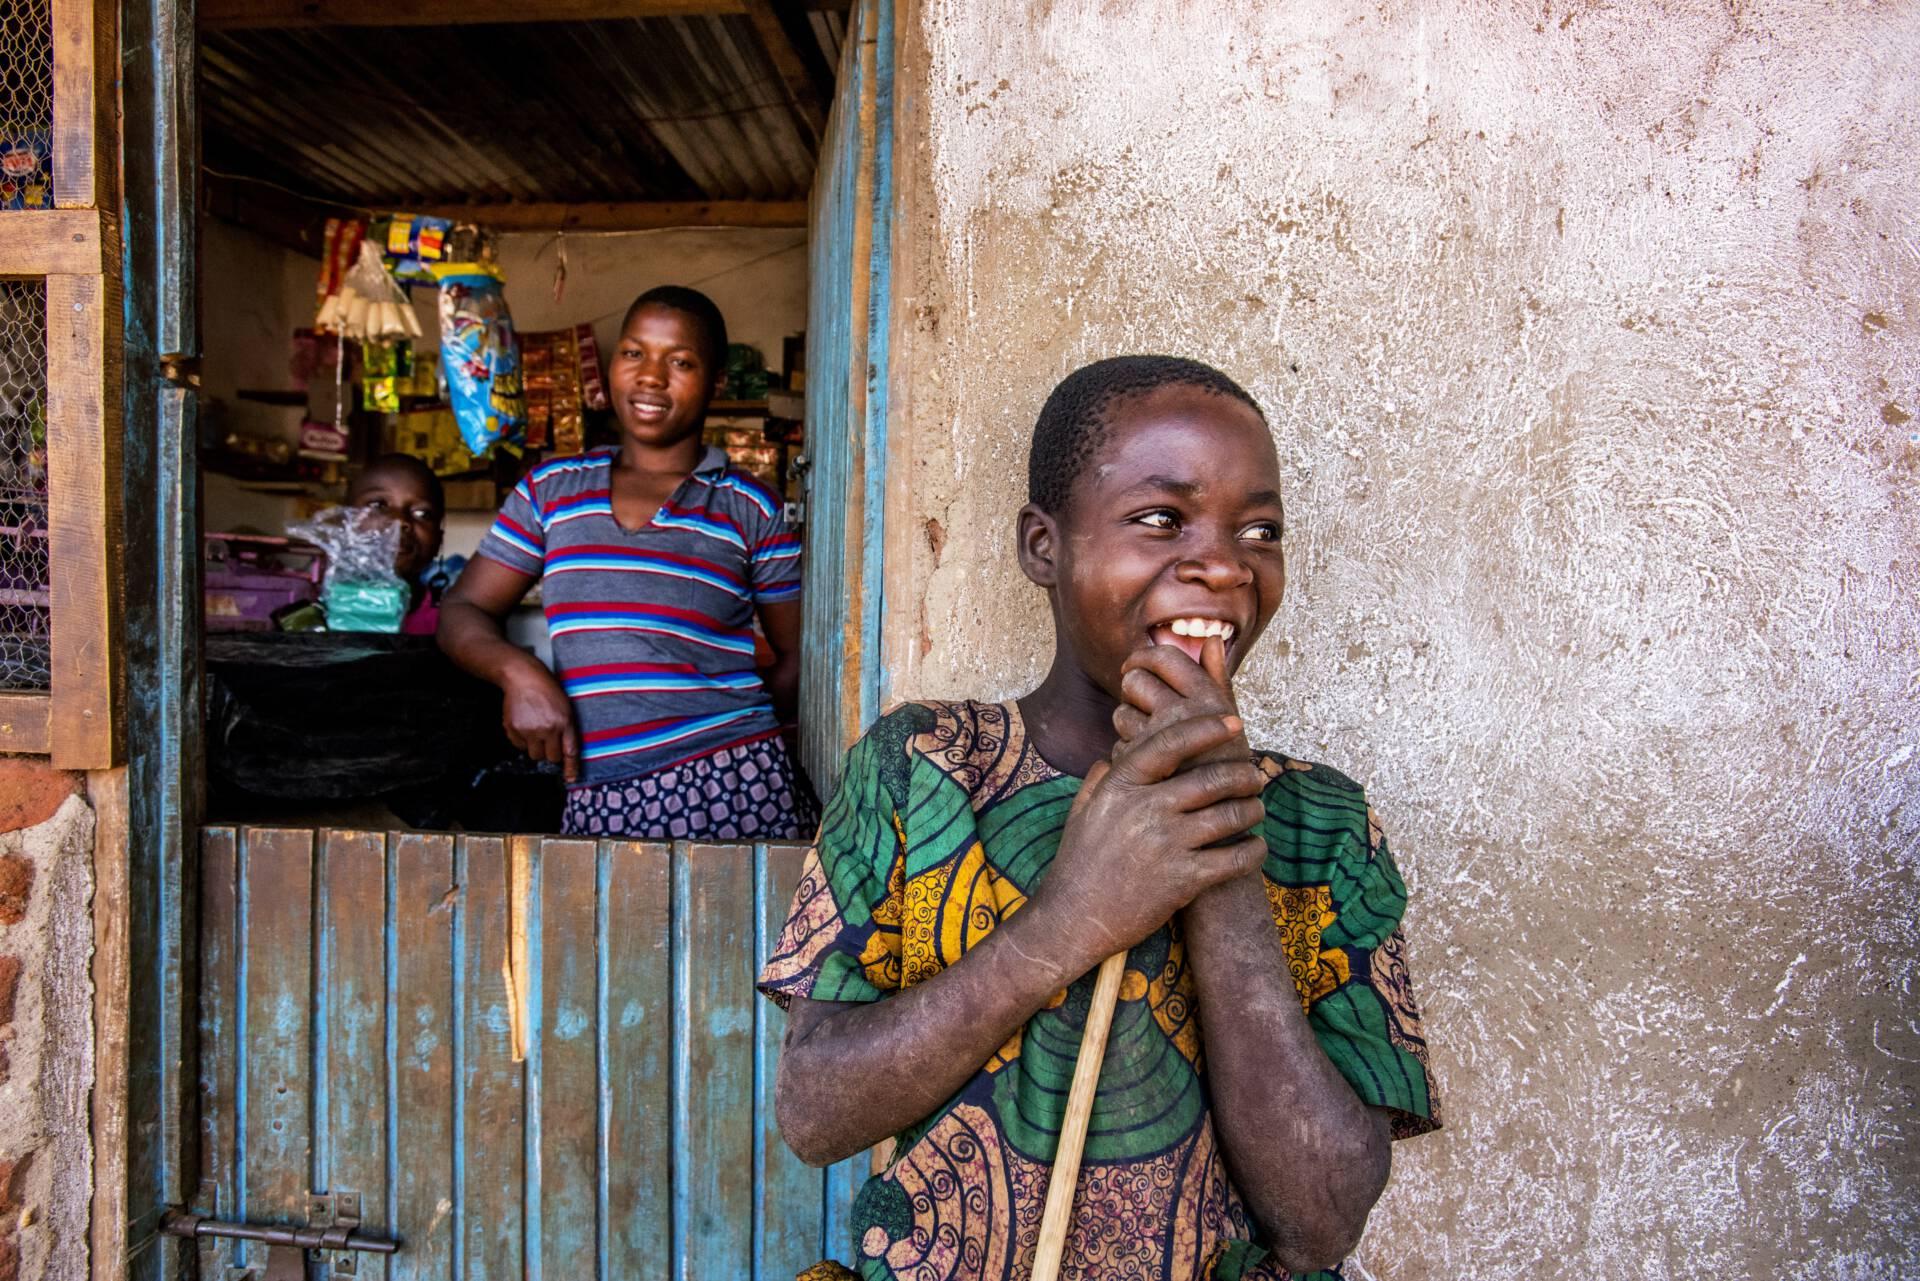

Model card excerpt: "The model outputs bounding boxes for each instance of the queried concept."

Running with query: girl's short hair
[1028,355,1266,514]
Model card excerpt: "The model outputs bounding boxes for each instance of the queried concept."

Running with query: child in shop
[345,452,446,636]
[437,285,817,840]
[760,357,1439,1281]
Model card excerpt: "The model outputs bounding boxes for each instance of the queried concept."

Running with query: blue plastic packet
[432,262,526,456]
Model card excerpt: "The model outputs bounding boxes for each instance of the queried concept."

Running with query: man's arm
[756,597,803,726]
[438,556,581,782]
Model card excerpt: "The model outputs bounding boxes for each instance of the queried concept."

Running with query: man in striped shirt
[439,286,818,840]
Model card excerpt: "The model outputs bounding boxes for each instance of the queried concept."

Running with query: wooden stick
[1030,948,1129,1281]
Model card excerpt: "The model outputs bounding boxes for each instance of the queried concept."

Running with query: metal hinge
[163,1189,398,1280]
[158,352,203,389]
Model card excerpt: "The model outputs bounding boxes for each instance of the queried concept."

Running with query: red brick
[0,758,79,835]
[0,861,27,927]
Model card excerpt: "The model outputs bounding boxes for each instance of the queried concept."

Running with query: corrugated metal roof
[200,13,840,208]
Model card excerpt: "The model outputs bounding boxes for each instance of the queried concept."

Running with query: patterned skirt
[560,733,821,841]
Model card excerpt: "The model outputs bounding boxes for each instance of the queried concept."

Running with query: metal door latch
[162,1190,398,1280]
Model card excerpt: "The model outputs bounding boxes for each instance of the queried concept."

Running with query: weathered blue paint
[800,0,898,795]
[861,0,897,726]
[458,836,524,1280]
[324,831,391,1281]
[200,831,852,1277]
[121,0,205,1269]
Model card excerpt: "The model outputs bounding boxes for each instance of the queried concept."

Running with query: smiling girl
[761,356,1438,1281]
[437,285,818,840]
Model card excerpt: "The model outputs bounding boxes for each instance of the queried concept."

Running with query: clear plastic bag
[288,506,410,633]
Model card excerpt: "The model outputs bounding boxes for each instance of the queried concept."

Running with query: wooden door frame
[798,0,896,794]
[105,0,205,1273]
[102,0,905,1275]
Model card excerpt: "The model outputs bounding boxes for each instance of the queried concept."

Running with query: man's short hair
[1027,355,1267,514]
[624,285,729,371]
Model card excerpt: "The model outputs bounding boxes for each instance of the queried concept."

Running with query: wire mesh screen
[1,0,57,210]
[0,282,50,690]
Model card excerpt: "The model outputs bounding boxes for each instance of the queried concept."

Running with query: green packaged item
[287,505,410,634]
[323,578,408,633]
[363,376,401,413]
[724,342,770,402]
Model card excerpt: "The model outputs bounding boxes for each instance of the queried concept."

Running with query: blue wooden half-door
[196,830,862,1280]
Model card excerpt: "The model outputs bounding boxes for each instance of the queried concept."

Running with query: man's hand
[501,662,582,783]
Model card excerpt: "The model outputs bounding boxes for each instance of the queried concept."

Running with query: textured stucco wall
[0,786,95,1281]
[881,3,1919,1277]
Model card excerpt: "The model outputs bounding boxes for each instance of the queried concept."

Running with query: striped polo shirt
[476,445,801,786]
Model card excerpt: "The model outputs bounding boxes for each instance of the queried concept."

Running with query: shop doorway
[117,0,896,1277]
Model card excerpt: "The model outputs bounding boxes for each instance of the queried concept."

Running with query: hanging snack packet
[431,262,526,456]
[381,214,458,285]
[575,322,610,411]
[287,505,409,632]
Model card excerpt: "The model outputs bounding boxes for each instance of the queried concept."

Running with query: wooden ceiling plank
[741,0,829,148]
[306,29,535,202]
[567,22,737,199]
[407,200,807,230]
[200,0,850,29]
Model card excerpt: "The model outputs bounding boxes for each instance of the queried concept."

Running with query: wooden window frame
[0,0,125,768]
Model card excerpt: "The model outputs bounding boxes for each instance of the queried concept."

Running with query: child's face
[1026,385,1286,697]
[608,304,721,450]
[348,467,444,581]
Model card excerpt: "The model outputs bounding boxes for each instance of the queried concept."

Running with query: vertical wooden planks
[45,267,125,769]
[755,842,826,1276]
[675,843,757,1281]
[321,831,391,1281]
[603,841,672,1278]
[196,828,240,1281]
[88,769,130,1281]
[238,828,315,1274]
[48,0,116,207]
[198,828,864,1281]
[797,7,862,797]
[536,839,600,1278]
[458,835,524,1281]
[392,833,456,1280]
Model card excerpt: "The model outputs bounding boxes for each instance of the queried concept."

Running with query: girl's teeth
[1165,618,1236,640]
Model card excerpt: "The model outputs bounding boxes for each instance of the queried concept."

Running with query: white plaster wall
[884,3,1920,1276]
[492,227,808,379]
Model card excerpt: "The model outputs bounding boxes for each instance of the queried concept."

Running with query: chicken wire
[0,282,50,690]
[2,0,56,210]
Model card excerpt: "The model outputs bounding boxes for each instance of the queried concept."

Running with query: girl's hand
[501,662,581,783]
[1113,636,1251,767]
[1031,712,1269,966]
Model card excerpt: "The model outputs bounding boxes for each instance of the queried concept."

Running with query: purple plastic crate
[204,533,325,631]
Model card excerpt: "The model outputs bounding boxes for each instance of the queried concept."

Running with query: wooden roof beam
[199,0,848,28]
[409,200,808,230]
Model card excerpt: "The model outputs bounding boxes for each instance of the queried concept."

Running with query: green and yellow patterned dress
[759,701,1440,1281]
